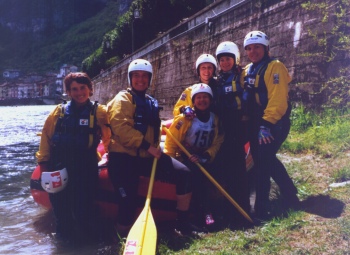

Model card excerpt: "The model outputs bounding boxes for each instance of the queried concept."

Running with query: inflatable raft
[30,163,178,222]
[30,120,253,222]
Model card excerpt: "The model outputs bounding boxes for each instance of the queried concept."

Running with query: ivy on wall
[82,0,210,78]
[300,0,349,110]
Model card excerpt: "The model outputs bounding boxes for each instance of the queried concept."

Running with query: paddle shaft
[140,156,158,240]
[123,156,158,255]
[163,127,253,223]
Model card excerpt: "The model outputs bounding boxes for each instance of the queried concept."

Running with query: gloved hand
[183,106,196,120]
[189,152,210,164]
[98,153,108,168]
[189,154,207,164]
[198,157,208,164]
[189,154,199,163]
[258,126,274,144]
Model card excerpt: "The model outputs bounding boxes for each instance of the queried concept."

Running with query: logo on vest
[50,171,62,188]
[79,119,89,125]
[224,85,233,93]
[248,78,255,85]
[273,74,279,84]
[175,120,184,130]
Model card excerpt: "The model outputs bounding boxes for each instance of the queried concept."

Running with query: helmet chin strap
[131,87,147,96]
[194,108,210,122]
[264,46,270,54]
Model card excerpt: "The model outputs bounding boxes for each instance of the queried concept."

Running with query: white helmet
[41,168,68,193]
[127,59,153,85]
[191,83,213,100]
[195,54,217,75]
[216,41,240,65]
[244,31,270,49]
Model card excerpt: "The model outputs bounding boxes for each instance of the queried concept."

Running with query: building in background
[0,64,77,105]
[3,69,20,79]
[56,64,78,94]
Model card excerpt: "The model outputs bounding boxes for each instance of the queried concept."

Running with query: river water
[0,105,118,255]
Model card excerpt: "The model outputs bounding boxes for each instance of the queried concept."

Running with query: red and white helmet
[216,41,240,65]
[195,54,217,75]
[41,168,68,193]
[191,83,213,100]
[128,59,153,85]
[243,31,270,49]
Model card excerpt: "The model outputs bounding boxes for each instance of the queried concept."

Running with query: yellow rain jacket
[36,103,110,163]
[241,60,291,125]
[163,114,224,163]
[172,86,193,117]
[107,89,159,158]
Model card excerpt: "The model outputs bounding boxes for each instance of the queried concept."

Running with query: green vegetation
[298,0,350,110]
[283,105,350,156]
[26,1,121,73]
[0,0,211,77]
[332,166,350,183]
[0,1,121,74]
[82,0,210,77]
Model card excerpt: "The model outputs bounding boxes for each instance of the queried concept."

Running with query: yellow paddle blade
[123,207,157,255]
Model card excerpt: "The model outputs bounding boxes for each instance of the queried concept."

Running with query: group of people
[36,30,300,242]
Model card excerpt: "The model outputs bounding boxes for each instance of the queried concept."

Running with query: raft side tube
[31,165,178,222]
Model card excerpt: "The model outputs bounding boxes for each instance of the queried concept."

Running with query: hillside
[81,0,211,77]
[0,0,211,76]
[0,0,130,74]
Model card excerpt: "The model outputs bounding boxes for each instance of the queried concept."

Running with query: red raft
[30,164,178,222]
[30,119,253,222]
[30,149,178,223]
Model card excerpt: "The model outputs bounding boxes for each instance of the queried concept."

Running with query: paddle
[123,156,158,255]
[163,126,253,223]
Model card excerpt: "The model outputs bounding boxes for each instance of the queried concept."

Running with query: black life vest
[216,72,243,111]
[128,89,161,144]
[51,100,100,153]
[242,58,275,117]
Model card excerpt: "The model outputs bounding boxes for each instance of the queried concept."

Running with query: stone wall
[91,0,349,119]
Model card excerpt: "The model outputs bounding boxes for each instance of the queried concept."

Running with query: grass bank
[117,106,350,254]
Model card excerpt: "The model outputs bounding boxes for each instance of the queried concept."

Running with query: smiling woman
[35,72,111,242]
[67,81,92,106]
[64,72,94,106]
[241,31,300,219]
[106,59,207,237]
[172,53,217,118]
[130,71,151,92]
[164,83,224,229]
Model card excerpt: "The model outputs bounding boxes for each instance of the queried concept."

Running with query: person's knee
[176,171,192,194]
[118,200,138,226]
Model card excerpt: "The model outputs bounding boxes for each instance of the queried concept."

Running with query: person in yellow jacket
[241,31,300,220]
[173,53,218,119]
[107,59,205,236]
[36,72,111,241]
[164,83,224,230]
